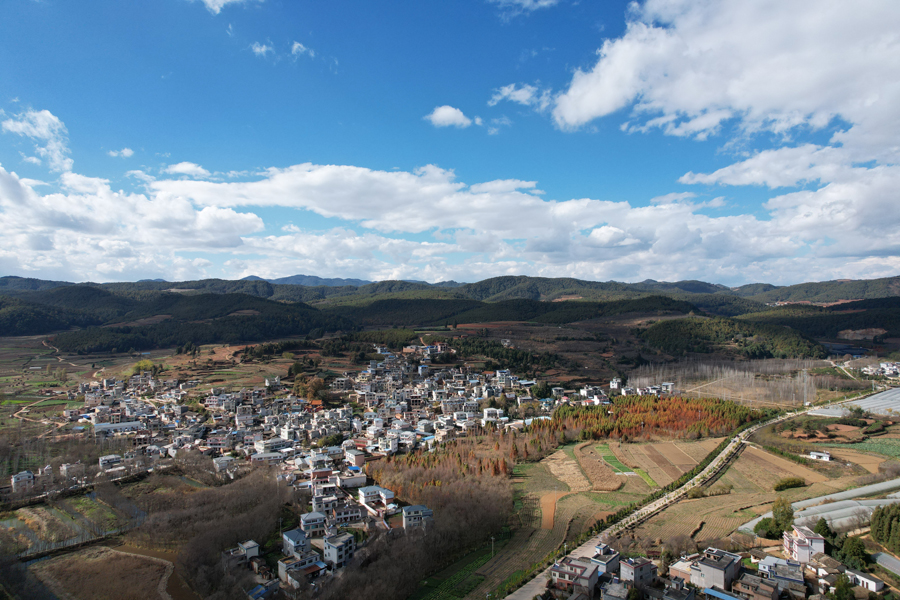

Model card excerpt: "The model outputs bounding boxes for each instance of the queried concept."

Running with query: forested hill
[3,273,899,305]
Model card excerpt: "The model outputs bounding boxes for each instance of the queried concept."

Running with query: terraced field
[630,445,864,548]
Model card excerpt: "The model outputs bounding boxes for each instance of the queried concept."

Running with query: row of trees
[540,396,760,440]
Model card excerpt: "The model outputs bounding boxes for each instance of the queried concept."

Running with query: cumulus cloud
[1,109,73,172]
[291,41,315,59]
[250,42,273,57]
[488,83,551,112]
[424,105,473,128]
[552,0,900,159]
[164,162,211,178]
[108,147,134,158]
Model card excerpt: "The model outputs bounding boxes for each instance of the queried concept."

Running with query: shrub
[774,476,805,491]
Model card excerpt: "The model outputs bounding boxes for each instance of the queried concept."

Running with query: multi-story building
[323,532,356,570]
[550,556,599,598]
[622,556,656,589]
[784,525,825,563]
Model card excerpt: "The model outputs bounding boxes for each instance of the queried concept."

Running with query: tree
[754,517,780,540]
[530,382,552,400]
[830,574,854,600]
[837,536,868,570]
[773,496,794,533]
[814,517,834,541]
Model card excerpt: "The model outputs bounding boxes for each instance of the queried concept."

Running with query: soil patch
[744,446,828,483]
[574,442,623,491]
[642,445,683,481]
[540,492,569,530]
[826,449,886,474]
[543,450,591,492]
[30,546,170,600]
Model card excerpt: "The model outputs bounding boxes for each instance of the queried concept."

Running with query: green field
[823,438,900,459]
[596,444,630,473]
[410,536,508,600]
[633,468,658,488]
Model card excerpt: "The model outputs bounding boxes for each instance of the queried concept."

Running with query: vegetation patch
[773,476,806,491]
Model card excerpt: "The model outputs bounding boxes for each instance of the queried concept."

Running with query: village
[4,340,667,597]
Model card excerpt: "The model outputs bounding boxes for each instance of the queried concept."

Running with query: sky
[1,0,899,286]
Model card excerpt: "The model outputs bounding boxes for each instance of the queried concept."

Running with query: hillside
[638,316,827,359]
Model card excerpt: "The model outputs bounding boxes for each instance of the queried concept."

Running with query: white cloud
[291,41,315,59]
[488,83,551,112]
[552,0,900,161]
[196,0,261,15]
[164,162,211,178]
[126,170,156,184]
[108,147,134,158]
[487,116,512,135]
[251,42,273,57]
[488,0,560,17]
[1,109,73,172]
[424,105,473,128]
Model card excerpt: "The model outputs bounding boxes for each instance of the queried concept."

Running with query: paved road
[874,552,900,577]
[502,393,881,600]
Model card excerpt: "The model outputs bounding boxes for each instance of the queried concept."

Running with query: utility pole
[491,535,495,558]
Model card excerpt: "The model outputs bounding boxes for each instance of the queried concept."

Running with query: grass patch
[410,535,507,600]
[596,444,630,473]
[823,438,900,459]
[633,468,657,488]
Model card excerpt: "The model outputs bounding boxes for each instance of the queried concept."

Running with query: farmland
[0,491,142,556]
[30,545,171,600]
[627,444,869,549]
[612,439,723,487]
[462,436,736,599]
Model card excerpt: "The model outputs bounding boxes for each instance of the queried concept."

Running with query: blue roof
[704,589,742,600]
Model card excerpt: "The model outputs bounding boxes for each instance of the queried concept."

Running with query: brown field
[614,443,674,486]
[642,445,686,481]
[30,546,171,600]
[826,448,886,473]
[743,446,828,483]
[574,442,623,492]
[654,442,698,471]
[674,438,724,462]
[540,491,570,529]
[630,445,861,549]
[544,449,591,492]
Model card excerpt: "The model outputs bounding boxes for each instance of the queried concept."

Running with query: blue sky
[1,0,899,286]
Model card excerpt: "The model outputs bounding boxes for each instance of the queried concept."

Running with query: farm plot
[674,438,724,462]
[642,445,685,482]
[543,449,591,492]
[654,442,698,472]
[825,448,886,473]
[574,442,623,492]
[614,443,674,487]
[743,446,828,483]
[30,546,170,600]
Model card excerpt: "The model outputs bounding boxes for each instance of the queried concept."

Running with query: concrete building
[323,532,356,570]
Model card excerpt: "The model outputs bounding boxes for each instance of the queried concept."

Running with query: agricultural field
[30,545,172,600]
[611,439,723,487]
[573,442,623,492]
[0,493,138,556]
[628,445,867,549]
[464,437,729,599]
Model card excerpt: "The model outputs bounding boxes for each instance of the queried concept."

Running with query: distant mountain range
[1,273,898,304]
[241,274,464,288]
[1,273,898,356]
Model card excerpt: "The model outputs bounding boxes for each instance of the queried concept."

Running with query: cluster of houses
[860,363,900,378]
[550,529,885,600]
